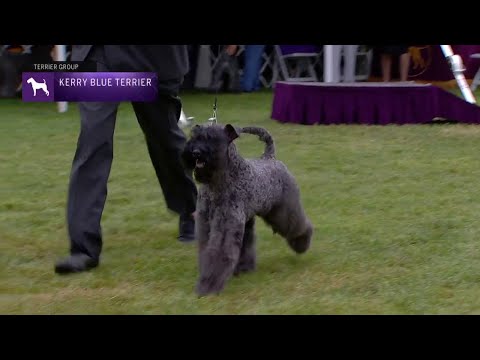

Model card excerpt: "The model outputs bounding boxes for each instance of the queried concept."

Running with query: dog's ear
[224,124,240,142]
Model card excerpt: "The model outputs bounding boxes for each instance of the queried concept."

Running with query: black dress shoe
[178,213,195,242]
[54,254,99,274]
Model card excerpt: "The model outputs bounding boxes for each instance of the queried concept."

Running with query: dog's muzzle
[192,149,205,168]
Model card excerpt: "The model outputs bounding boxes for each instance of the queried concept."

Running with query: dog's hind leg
[234,217,256,276]
[196,213,245,297]
[263,195,313,254]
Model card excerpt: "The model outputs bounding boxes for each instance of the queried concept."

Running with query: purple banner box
[22,72,158,102]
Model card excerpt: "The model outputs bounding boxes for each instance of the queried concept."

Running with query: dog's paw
[195,285,220,297]
[233,262,256,276]
[195,279,224,297]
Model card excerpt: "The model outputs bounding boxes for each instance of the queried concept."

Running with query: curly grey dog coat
[182,123,313,296]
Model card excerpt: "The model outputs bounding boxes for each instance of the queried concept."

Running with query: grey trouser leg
[67,100,119,260]
[131,95,197,216]
[67,46,118,260]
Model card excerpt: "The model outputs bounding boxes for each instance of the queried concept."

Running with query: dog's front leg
[196,213,245,297]
[234,217,256,276]
[195,204,210,277]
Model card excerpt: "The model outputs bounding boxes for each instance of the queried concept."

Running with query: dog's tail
[43,79,46,83]
[241,126,275,159]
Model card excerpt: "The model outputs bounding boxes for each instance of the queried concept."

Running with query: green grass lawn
[1,89,480,314]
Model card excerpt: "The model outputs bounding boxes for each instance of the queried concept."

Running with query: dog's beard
[182,137,228,184]
[193,158,214,183]
[182,149,211,183]
[193,152,224,184]
[195,159,205,168]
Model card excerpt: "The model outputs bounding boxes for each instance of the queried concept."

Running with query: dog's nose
[192,149,201,158]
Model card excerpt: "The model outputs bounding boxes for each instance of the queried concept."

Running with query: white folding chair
[354,46,373,81]
[259,49,276,88]
[274,45,321,82]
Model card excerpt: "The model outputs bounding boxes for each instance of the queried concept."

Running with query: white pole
[323,45,335,82]
[55,45,68,112]
[440,45,477,104]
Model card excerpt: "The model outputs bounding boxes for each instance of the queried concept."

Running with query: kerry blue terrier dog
[182,123,313,296]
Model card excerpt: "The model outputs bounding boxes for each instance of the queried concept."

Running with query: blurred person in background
[226,45,266,92]
[375,45,411,82]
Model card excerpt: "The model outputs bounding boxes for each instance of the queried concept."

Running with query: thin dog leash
[208,96,218,125]
[208,44,223,126]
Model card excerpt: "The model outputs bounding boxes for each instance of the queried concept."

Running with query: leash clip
[208,97,218,125]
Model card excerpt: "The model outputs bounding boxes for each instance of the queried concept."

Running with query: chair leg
[274,46,291,81]
[308,61,318,81]
[272,58,279,84]
[471,69,480,91]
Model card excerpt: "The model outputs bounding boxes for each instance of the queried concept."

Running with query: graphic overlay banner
[22,72,158,102]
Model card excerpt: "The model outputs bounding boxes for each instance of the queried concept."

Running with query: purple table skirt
[271,82,480,125]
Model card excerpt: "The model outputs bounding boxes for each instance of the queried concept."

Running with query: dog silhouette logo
[26,77,50,97]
